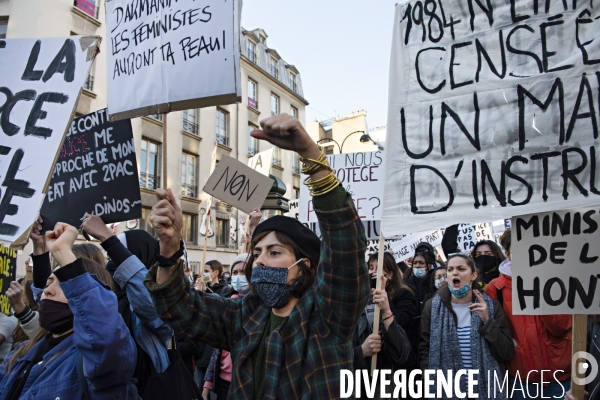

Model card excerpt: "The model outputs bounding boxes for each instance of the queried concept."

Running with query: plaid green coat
[144,196,369,399]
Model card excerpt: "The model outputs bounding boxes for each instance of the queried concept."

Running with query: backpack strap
[76,352,91,400]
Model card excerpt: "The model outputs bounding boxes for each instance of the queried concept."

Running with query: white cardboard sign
[248,148,273,177]
[202,155,273,214]
[0,36,99,243]
[300,151,385,222]
[105,0,242,121]
[512,207,600,315]
[382,0,600,238]
[390,230,444,262]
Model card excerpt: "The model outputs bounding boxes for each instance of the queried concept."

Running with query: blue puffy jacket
[0,259,136,400]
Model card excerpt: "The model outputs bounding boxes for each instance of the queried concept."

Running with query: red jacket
[485,273,572,384]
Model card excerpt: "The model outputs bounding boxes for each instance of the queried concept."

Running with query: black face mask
[475,255,498,272]
[38,299,74,334]
[370,275,377,289]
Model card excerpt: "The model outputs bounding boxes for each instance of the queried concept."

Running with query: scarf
[428,293,505,399]
[498,259,512,277]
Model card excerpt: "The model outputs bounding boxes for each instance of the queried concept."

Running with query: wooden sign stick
[571,314,587,400]
[371,231,386,375]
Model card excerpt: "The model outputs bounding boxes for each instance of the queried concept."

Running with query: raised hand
[248,208,262,234]
[469,289,490,324]
[30,216,47,255]
[45,222,78,267]
[250,114,320,159]
[6,281,26,314]
[81,214,114,242]
[151,188,182,257]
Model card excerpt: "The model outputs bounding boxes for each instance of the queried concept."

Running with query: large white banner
[300,150,385,223]
[512,207,600,315]
[382,0,600,238]
[105,0,242,121]
[0,36,99,244]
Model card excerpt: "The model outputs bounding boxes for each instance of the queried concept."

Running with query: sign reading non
[40,109,142,230]
[0,243,17,315]
[203,155,274,214]
[105,0,242,121]
[0,36,100,243]
[512,207,600,315]
[300,151,385,222]
[382,0,600,238]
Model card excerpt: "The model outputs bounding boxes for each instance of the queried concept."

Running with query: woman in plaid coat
[144,114,370,399]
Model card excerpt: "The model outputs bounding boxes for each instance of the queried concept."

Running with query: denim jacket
[113,255,172,373]
[0,266,136,400]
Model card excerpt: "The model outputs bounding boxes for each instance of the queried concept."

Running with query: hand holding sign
[81,215,115,243]
[151,188,183,258]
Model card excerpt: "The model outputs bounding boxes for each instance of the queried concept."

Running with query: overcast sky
[241,0,400,131]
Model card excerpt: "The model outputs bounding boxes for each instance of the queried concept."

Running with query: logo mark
[572,351,598,386]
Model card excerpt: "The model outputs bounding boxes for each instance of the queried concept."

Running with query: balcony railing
[83,75,94,91]
[248,147,258,157]
[248,97,258,109]
[149,113,163,122]
[292,165,300,175]
[140,174,160,190]
[181,183,198,198]
[216,134,229,146]
[272,157,281,167]
[183,118,198,134]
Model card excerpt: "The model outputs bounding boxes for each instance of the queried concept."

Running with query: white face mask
[204,272,212,278]
[231,275,249,291]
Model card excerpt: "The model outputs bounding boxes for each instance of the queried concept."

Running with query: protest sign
[0,243,17,315]
[390,229,444,262]
[512,207,600,315]
[105,0,242,121]
[300,151,385,222]
[456,223,493,252]
[248,148,273,176]
[39,109,142,230]
[0,36,100,244]
[203,155,273,214]
[382,0,600,238]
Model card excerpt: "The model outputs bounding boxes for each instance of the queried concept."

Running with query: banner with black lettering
[382,0,600,238]
[0,243,17,315]
[0,36,100,244]
[105,0,242,121]
[512,207,600,315]
[40,109,142,230]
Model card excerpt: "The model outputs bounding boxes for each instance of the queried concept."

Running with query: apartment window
[289,72,297,92]
[83,74,94,91]
[269,57,279,79]
[247,79,258,109]
[183,109,198,134]
[181,213,198,244]
[139,208,157,238]
[270,94,279,116]
[74,0,98,18]
[325,146,334,155]
[247,41,256,63]
[216,109,229,146]
[140,139,160,189]
[149,113,163,122]
[259,35,266,44]
[248,124,259,156]
[272,146,281,167]
[292,187,300,199]
[292,152,300,175]
[216,218,229,247]
[290,106,298,119]
[181,153,197,197]
[0,18,7,39]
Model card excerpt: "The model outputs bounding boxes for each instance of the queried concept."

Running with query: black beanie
[252,216,321,263]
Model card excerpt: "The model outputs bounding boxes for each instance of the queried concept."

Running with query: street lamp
[360,133,384,151]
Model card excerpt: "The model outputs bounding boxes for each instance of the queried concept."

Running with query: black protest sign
[512,207,600,315]
[203,155,274,214]
[40,109,141,230]
[0,244,17,315]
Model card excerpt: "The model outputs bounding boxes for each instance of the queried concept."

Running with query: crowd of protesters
[0,114,598,399]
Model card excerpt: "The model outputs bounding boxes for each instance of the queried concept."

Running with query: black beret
[252,216,321,263]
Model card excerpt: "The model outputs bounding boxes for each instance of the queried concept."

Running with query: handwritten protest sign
[390,229,443,262]
[456,223,493,252]
[300,151,384,222]
[203,155,273,214]
[40,109,142,230]
[0,243,16,315]
[512,207,600,315]
[382,0,600,238]
[0,36,100,244]
[105,0,242,121]
[248,148,273,176]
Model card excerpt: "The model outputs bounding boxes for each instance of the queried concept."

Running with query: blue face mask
[448,283,471,298]
[413,267,427,279]
[232,275,249,292]
[250,259,303,308]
